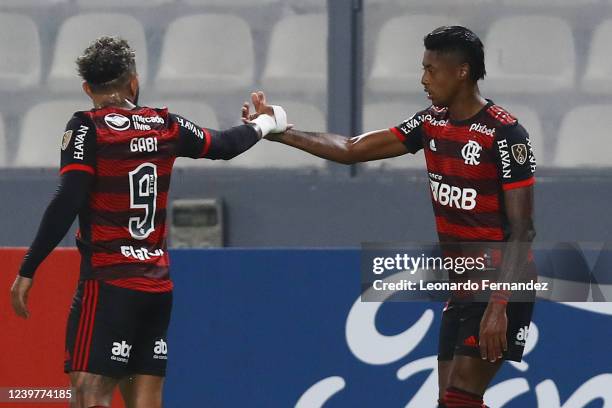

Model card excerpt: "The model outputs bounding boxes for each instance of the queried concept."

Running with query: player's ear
[459,63,469,81]
[130,75,139,94]
[82,82,94,98]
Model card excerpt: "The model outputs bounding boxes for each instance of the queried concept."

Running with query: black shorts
[64,280,172,379]
[438,296,535,363]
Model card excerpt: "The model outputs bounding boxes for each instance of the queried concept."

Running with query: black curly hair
[424,26,486,82]
[76,36,136,92]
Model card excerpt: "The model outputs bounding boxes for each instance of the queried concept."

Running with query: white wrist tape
[270,105,288,133]
[251,114,276,138]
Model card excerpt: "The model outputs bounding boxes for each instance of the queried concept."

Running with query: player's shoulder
[138,105,169,116]
[65,110,95,129]
[483,102,518,128]
[481,104,532,146]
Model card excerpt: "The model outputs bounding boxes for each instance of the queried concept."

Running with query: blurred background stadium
[2,2,612,407]
[0,0,611,246]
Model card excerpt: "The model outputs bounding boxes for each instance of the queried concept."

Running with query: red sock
[443,386,485,407]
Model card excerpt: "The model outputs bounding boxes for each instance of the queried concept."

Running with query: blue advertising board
[165,249,612,408]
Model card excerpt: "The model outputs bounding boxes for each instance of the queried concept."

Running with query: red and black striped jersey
[59,105,243,293]
[391,100,536,244]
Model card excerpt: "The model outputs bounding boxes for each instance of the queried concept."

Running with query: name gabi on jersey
[73,125,88,160]
[121,245,164,261]
[132,114,164,131]
[430,177,477,210]
[130,137,158,153]
[175,116,204,139]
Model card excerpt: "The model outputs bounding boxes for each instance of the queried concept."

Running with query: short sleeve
[60,113,96,175]
[494,123,536,190]
[170,113,212,159]
[390,110,428,154]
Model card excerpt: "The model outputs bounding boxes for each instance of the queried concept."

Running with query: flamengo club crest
[461,140,482,165]
[511,144,528,165]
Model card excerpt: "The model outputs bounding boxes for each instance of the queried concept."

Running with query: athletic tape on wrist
[250,114,276,138]
[270,105,288,133]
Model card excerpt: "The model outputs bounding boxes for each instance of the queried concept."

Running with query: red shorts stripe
[72,281,90,371]
[79,281,97,371]
[502,177,535,191]
[75,281,94,370]
[82,281,99,371]
[60,164,95,176]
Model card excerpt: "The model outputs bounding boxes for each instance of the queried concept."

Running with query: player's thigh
[119,375,164,408]
[69,371,118,408]
[447,355,502,395]
[65,281,138,380]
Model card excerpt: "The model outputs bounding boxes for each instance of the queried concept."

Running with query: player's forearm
[19,173,92,279]
[207,124,260,160]
[491,225,536,304]
[267,129,357,164]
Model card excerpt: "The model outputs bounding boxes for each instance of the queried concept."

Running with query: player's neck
[92,94,136,110]
[446,88,487,122]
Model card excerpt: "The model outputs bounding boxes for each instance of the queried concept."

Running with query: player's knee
[70,373,115,407]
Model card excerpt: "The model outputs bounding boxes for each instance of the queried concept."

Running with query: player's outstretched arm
[172,96,288,161]
[243,91,409,165]
[269,128,408,165]
[10,171,93,318]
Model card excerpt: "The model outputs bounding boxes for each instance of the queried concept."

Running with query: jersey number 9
[128,163,158,240]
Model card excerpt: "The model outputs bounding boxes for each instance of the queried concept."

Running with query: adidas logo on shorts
[154,339,168,360]
[111,340,132,363]
[515,325,529,346]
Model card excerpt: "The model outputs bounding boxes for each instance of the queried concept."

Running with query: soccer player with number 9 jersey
[10,36,287,408]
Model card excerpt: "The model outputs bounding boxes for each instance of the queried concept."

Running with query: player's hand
[478,302,507,363]
[241,91,292,136]
[242,91,273,121]
[10,275,33,319]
